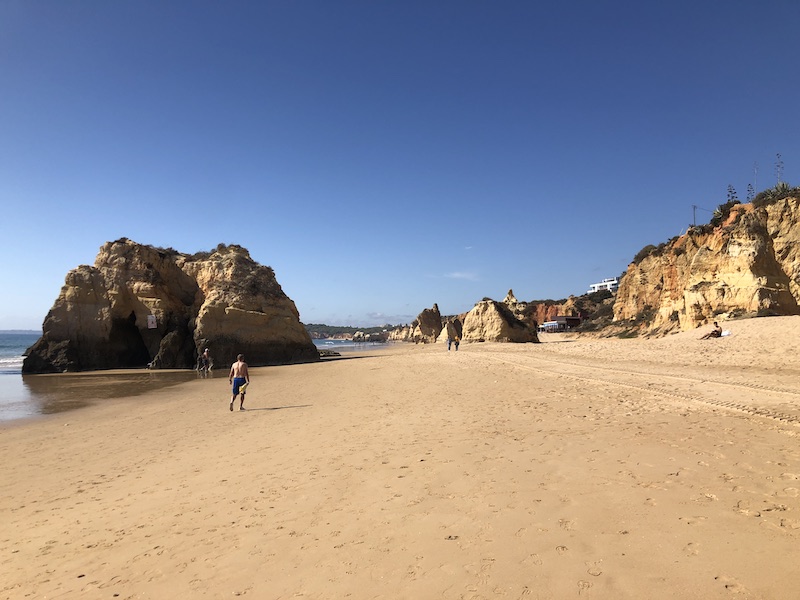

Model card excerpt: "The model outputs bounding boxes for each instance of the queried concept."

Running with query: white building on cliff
[587,277,620,294]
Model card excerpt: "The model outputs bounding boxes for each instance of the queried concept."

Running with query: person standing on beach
[198,348,212,374]
[229,354,249,411]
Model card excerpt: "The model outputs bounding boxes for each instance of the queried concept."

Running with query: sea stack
[23,239,319,373]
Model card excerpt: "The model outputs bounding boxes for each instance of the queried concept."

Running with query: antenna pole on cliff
[692,204,697,226]
[754,161,758,192]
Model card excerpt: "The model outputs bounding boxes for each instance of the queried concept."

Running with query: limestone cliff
[387,304,445,343]
[499,289,591,329]
[614,196,800,334]
[403,304,441,343]
[23,240,319,373]
[435,318,464,344]
[387,325,414,342]
[461,299,539,343]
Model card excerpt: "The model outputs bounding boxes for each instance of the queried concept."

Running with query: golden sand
[2,316,800,599]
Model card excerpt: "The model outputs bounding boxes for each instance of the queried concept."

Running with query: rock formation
[23,239,319,373]
[387,325,414,342]
[386,304,444,343]
[461,299,539,343]
[614,196,800,334]
[436,319,463,344]
[411,304,443,343]
[352,331,389,342]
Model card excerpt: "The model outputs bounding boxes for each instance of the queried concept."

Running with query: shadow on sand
[239,404,312,412]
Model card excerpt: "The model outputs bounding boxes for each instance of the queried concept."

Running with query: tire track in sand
[480,353,800,427]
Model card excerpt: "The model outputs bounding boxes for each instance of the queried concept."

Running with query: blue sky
[2,1,799,330]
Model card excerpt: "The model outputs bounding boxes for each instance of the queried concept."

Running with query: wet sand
[0,369,203,423]
[1,317,799,599]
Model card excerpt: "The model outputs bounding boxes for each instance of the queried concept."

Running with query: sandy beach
[2,317,800,599]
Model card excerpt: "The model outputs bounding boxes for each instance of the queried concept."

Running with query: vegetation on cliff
[614,187,800,337]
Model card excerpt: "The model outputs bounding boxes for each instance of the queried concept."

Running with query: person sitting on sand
[229,354,250,411]
[700,321,723,340]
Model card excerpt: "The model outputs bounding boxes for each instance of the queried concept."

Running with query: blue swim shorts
[232,377,247,395]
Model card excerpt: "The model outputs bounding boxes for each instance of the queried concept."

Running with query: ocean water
[0,334,389,423]
[0,331,39,375]
[0,331,198,424]
[0,331,42,422]
[312,338,390,352]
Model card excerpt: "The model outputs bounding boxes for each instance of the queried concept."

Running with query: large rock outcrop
[413,303,443,342]
[387,304,445,343]
[461,299,539,343]
[23,239,319,373]
[614,197,800,334]
[435,318,463,344]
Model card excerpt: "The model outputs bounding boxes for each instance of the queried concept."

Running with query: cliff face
[387,304,443,343]
[436,319,464,344]
[461,299,539,343]
[614,198,800,334]
[23,240,319,373]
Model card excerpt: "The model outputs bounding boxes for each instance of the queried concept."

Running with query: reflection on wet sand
[21,370,206,415]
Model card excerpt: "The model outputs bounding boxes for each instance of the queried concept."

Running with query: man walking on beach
[229,354,250,411]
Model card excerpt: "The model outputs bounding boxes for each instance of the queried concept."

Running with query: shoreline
[0,343,395,426]
[2,319,799,598]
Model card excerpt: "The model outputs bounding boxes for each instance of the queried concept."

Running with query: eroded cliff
[23,240,319,373]
[614,197,800,334]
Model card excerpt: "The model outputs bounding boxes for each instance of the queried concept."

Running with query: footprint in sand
[735,500,761,517]
[691,492,718,503]
[684,542,700,556]
[577,580,592,594]
[585,560,603,576]
[523,553,542,566]
[715,574,749,593]
[558,518,575,530]
[780,518,800,530]
[556,545,569,555]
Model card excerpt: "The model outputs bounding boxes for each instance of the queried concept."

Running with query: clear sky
[2,1,799,330]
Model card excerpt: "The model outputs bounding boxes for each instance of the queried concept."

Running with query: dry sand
[2,316,800,599]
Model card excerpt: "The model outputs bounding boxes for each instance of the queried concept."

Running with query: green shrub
[632,245,657,265]
[710,199,740,227]
[753,182,799,208]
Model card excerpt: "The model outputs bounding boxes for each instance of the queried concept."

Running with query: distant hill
[304,323,397,339]
[0,330,41,335]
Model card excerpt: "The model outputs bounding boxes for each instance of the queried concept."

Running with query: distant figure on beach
[198,348,213,373]
[229,354,250,411]
[454,336,460,351]
[447,337,452,351]
[700,321,723,340]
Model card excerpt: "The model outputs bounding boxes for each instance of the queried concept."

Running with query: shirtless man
[700,321,723,340]
[229,354,250,411]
